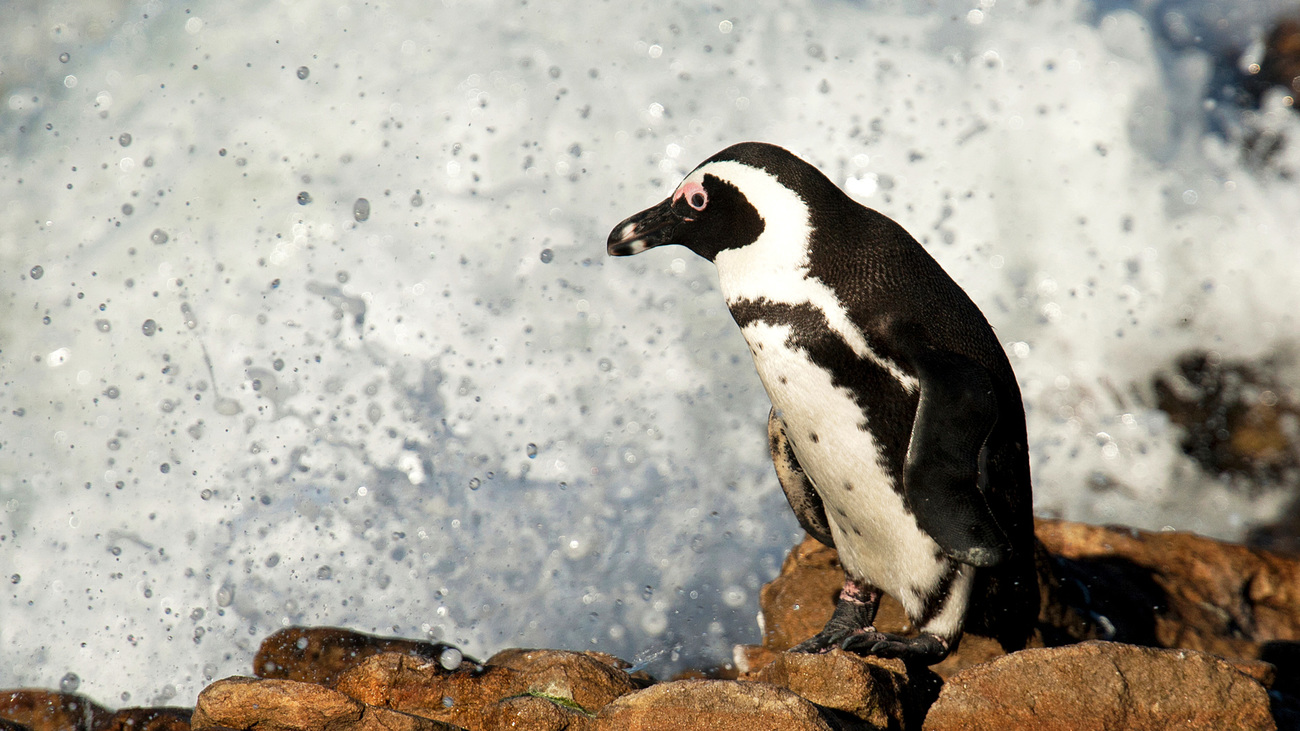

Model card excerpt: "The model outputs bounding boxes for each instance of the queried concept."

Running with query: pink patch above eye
[674,181,707,210]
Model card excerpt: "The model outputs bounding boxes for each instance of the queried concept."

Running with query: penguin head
[607,142,837,262]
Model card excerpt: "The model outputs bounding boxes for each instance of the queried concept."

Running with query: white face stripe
[687,160,919,392]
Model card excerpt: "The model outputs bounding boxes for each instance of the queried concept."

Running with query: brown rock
[192,676,458,731]
[756,537,845,653]
[480,695,594,731]
[97,707,191,731]
[731,644,780,675]
[334,649,640,728]
[760,520,1300,693]
[333,653,489,727]
[1258,19,1300,98]
[747,649,928,728]
[0,690,109,731]
[482,649,640,709]
[254,627,472,687]
[923,640,1275,731]
[594,680,834,730]
[1037,519,1300,659]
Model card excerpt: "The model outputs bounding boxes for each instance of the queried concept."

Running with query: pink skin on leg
[839,579,881,635]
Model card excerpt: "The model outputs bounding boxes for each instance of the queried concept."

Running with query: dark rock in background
[255,627,476,688]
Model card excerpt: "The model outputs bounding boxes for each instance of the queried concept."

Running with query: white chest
[739,320,946,614]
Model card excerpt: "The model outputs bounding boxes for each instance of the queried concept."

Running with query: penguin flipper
[768,407,835,547]
[903,349,1011,567]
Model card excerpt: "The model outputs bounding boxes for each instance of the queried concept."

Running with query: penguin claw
[840,631,950,664]
[790,626,878,655]
[788,633,839,654]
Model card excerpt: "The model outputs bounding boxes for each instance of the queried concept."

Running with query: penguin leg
[767,408,835,548]
[789,579,881,653]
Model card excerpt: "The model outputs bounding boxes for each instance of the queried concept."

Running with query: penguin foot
[789,625,878,654]
[789,579,882,654]
[840,631,951,664]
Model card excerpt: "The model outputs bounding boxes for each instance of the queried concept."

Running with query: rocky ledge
[4,519,1299,730]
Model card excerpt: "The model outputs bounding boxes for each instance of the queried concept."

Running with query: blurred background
[2,0,1299,707]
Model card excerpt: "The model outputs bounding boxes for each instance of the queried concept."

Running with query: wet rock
[1244,18,1300,104]
[254,626,474,687]
[0,690,109,731]
[479,695,593,731]
[1153,351,1300,487]
[483,648,642,709]
[333,653,481,726]
[0,719,29,731]
[191,676,457,731]
[334,649,638,729]
[593,679,835,730]
[755,536,845,654]
[97,707,191,731]
[1037,519,1300,662]
[745,649,931,729]
[923,640,1275,731]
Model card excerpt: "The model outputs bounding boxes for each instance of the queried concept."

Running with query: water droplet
[104,386,120,399]
[297,191,312,205]
[642,585,653,600]
[296,66,310,80]
[316,565,333,580]
[438,647,463,670]
[539,248,553,264]
[59,52,71,63]
[272,358,285,371]
[95,319,111,333]
[9,574,19,584]
[214,398,240,416]
[60,673,80,693]
[526,443,538,458]
[441,697,454,708]
[216,580,236,606]
[118,133,132,147]
[468,477,481,490]
[200,488,213,500]
[160,463,171,474]
[353,198,370,222]
[598,358,613,372]
[410,193,424,207]
[180,302,197,329]
[141,319,157,336]
[150,229,169,245]
[29,265,44,279]
[337,270,349,283]
[121,203,134,215]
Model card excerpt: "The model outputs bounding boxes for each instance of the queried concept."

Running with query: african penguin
[606,142,1038,664]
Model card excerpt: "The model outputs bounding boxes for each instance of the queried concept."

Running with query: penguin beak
[607,197,681,256]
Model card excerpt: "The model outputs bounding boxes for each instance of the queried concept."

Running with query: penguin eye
[675,181,708,214]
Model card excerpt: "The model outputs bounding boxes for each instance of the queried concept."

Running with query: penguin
[605,142,1038,664]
